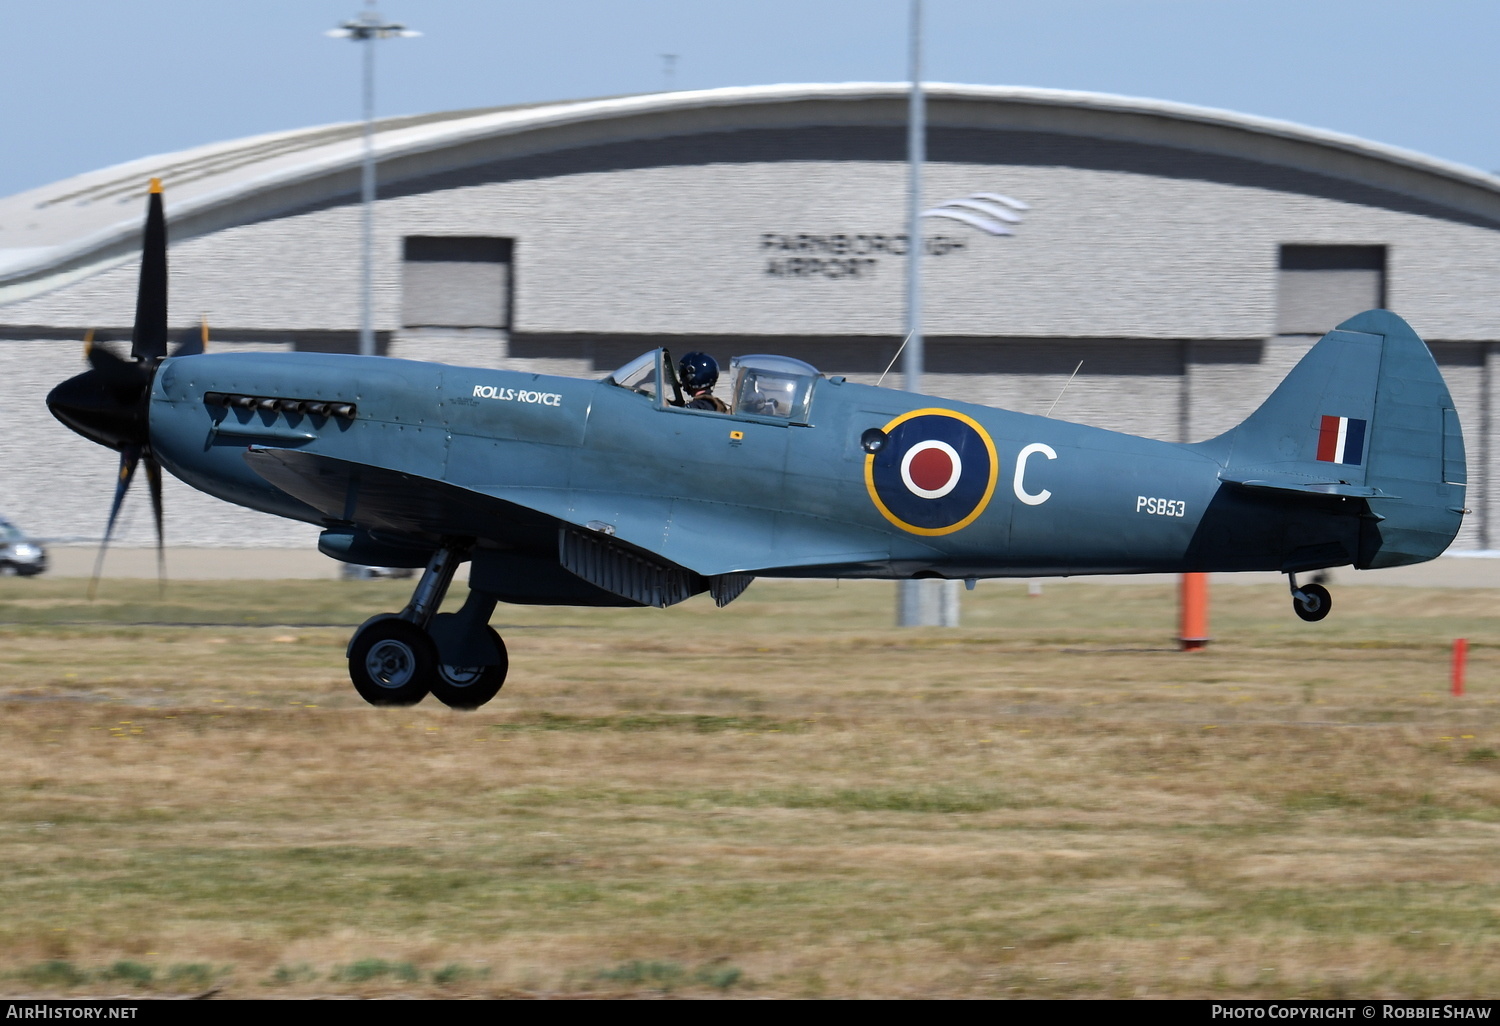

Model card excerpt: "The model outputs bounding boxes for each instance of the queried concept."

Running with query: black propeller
[46,179,204,596]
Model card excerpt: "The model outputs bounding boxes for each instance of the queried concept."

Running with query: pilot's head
[678,351,719,393]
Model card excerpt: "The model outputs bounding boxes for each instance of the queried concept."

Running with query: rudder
[1353,310,1467,566]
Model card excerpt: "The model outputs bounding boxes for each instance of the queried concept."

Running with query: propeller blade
[84,333,139,382]
[64,182,173,598]
[169,318,207,358]
[144,454,166,596]
[88,445,142,600]
[130,179,168,363]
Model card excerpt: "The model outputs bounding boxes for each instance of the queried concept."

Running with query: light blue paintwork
[147,309,1465,602]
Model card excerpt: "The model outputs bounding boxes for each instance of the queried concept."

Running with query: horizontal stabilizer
[1217,471,1395,500]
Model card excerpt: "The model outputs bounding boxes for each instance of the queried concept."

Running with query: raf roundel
[864,409,1000,535]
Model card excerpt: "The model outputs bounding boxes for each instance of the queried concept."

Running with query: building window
[402,236,514,329]
[1276,245,1386,335]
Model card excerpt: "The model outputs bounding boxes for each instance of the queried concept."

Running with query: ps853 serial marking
[1137,496,1186,517]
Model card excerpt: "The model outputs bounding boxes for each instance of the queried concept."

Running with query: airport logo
[759,193,1025,279]
[865,409,999,536]
[921,192,1030,237]
[760,232,966,280]
[1316,415,1366,466]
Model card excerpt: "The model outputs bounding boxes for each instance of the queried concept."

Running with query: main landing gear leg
[347,545,464,707]
[426,589,507,709]
[1288,572,1332,622]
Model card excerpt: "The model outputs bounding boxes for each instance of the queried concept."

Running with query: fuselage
[148,349,1366,579]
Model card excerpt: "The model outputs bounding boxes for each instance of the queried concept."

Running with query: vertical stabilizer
[1204,310,1465,568]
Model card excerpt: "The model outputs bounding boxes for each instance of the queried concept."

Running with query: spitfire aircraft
[48,184,1467,709]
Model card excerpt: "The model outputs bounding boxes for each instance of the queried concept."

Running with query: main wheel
[428,627,508,710]
[348,618,435,706]
[1293,582,1332,622]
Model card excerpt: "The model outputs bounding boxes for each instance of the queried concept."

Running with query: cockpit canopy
[607,350,820,424]
[727,355,818,424]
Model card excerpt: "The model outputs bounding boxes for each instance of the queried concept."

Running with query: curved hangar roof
[4,81,1500,300]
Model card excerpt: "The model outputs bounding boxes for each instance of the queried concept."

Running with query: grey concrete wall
[1185,337,1317,444]
[6,154,1500,342]
[401,261,509,328]
[1277,269,1383,334]
[888,340,1184,442]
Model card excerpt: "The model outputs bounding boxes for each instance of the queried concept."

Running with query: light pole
[904,0,924,403]
[896,0,958,627]
[327,3,420,358]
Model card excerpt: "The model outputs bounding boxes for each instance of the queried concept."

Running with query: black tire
[1293,582,1332,622]
[428,627,508,710]
[348,618,435,706]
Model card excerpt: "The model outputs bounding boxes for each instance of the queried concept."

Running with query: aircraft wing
[244,447,557,544]
[244,447,907,578]
[518,486,909,577]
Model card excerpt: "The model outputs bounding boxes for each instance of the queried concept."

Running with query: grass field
[0,575,1497,998]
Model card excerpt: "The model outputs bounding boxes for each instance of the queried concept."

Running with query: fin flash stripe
[1317,415,1366,466]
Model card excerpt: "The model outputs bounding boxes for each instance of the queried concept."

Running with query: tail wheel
[429,627,508,710]
[348,618,435,706]
[1293,583,1332,622]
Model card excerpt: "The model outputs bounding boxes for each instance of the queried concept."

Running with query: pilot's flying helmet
[678,351,719,392]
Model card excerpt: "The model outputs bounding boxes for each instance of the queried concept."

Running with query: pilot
[678,351,728,412]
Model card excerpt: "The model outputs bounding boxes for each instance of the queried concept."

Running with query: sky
[1,0,1497,199]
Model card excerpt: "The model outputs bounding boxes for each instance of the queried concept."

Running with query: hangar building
[2,83,1498,552]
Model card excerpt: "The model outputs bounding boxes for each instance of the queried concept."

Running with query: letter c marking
[1013,443,1057,506]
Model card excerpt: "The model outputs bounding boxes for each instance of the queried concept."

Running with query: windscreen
[607,351,660,399]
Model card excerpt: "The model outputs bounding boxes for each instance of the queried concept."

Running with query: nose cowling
[47,364,152,452]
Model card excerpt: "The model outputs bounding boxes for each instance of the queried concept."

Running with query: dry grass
[0,575,1497,998]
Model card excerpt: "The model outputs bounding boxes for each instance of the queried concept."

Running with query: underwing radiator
[560,528,699,608]
[709,573,754,608]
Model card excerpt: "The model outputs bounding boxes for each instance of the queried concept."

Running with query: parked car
[339,563,415,581]
[0,516,46,576]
